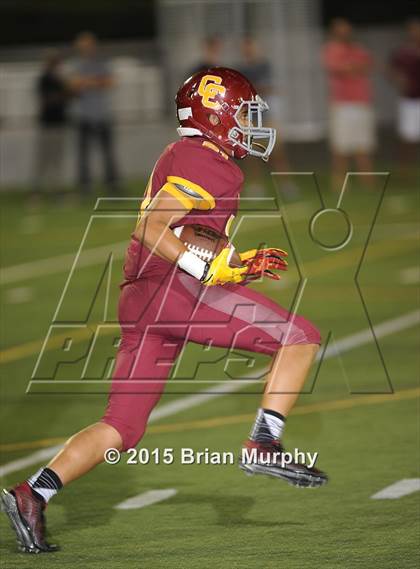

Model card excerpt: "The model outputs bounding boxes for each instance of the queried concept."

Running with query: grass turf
[0,174,419,568]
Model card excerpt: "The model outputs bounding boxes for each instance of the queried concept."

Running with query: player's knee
[101,416,147,452]
[284,314,322,347]
[121,426,146,451]
[303,317,322,346]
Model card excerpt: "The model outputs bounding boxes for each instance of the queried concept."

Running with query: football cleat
[239,439,328,488]
[1,482,59,553]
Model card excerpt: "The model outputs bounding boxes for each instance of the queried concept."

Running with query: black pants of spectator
[77,121,119,193]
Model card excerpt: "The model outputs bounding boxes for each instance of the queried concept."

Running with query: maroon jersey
[142,136,243,234]
[123,136,244,281]
[390,46,420,99]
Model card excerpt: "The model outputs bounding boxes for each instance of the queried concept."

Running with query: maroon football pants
[102,271,320,450]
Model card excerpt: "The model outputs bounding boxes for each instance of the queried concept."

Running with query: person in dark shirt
[69,31,119,195]
[390,18,420,146]
[33,50,69,195]
[187,36,223,78]
[238,37,297,198]
[389,18,420,176]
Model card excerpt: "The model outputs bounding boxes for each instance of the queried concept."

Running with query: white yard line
[114,489,178,510]
[0,241,128,286]
[1,308,418,478]
[321,310,420,360]
[0,445,65,478]
[400,266,420,285]
[371,479,420,499]
[4,286,33,304]
[148,379,258,421]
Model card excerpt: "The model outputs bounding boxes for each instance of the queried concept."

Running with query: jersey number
[198,75,226,109]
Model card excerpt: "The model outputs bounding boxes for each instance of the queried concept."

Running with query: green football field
[0,172,419,569]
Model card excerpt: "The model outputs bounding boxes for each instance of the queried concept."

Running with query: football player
[2,68,327,554]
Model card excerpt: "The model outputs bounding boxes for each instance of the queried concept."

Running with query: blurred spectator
[389,18,420,168]
[33,50,69,196]
[188,36,223,77]
[69,31,119,195]
[322,19,375,190]
[238,37,297,198]
[238,37,272,95]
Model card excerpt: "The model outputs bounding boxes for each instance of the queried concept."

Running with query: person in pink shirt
[322,18,375,190]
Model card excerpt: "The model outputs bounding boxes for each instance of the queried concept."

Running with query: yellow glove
[201,246,248,286]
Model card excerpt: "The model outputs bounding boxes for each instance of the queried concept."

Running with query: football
[173,224,243,267]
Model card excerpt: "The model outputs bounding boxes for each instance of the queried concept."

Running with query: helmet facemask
[228,96,276,161]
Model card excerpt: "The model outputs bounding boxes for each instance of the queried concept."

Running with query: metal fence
[158,0,326,140]
[0,0,406,186]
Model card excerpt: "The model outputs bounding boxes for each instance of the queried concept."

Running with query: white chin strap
[177,127,203,137]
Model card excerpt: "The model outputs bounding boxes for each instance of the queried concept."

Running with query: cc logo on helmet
[197,75,226,109]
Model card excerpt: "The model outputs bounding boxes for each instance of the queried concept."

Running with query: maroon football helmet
[175,67,276,161]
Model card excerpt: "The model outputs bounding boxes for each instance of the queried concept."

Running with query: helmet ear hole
[208,114,220,126]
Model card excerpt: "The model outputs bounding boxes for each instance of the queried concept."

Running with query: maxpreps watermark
[104,447,319,469]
